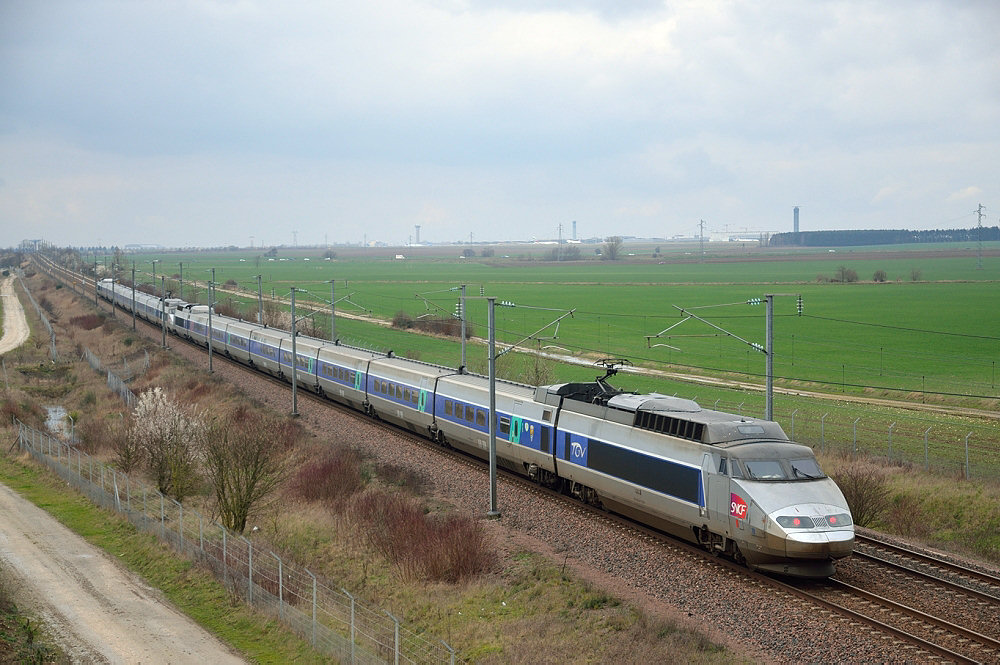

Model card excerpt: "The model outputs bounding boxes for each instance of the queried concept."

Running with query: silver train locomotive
[98,278,854,577]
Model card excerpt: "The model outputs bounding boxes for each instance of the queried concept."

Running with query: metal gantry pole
[330,279,336,342]
[291,287,299,417]
[460,284,467,369]
[487,297,500,518]
[178,261,183,301]
[160,276,167,348]
[255,274,263,325]
[131,263,136,330]
[208,268,214,373]
[765,294,774,421]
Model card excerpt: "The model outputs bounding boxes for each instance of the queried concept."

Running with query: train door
[705,453,733,537]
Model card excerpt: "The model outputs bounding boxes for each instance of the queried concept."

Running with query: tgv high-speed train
[98,278,854,577]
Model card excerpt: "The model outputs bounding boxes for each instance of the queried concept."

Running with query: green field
[97,244,1000,404]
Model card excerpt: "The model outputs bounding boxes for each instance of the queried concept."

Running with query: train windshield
[742,457,826,481]
[789,458,825,479]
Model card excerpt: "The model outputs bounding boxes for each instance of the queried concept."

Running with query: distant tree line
[769,227,1000,247]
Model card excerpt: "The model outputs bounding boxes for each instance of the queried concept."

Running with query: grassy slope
[0,449,326,664]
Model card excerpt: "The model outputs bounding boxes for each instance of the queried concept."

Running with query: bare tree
[202,408,287,534]
[602,236,623,260]
[114,414,145,474]
[132,388,203,501]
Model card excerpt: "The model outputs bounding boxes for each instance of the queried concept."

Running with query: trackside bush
[349,489,494,582]
[290,447,365,507]
[831,461,890,527]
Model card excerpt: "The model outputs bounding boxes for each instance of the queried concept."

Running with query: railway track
[34,256,1000,663]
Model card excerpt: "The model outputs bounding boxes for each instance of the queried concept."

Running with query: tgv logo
[570,441,586,459]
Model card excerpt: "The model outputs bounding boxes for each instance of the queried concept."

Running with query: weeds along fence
[83,346,150,385]
[12,418,459,665]
[14,269,58,362]
[701,396,1000,481]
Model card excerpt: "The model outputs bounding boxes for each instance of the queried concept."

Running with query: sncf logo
[730,493,748,519]
[570,441,586,459]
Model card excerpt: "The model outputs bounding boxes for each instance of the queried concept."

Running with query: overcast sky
[1,1,997,249]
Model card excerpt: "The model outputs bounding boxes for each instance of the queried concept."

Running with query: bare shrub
[834,266,859,283]
[203,408,287,533]
[392,311,414,329]
[1,395,45,429]
[873,269,887,283]
[349,490,494,582]
[290,446,365,507]
[887,494,931,539]
[110,415,144,473]
[374,461,425,494]
[910,268,922,281]
[212,301,242,319]
[831,461,890,527]
[70,314,104,330]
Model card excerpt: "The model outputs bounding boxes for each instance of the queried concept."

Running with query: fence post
[888,422,896,462]
[965,432,972,479]
[821,413,827,452]
[272,552,283,620]
[790,409,797,439]
[385,610,400,665]
[853,418,859,457]
[306,569,317,647]
[343,588,356,664]
[222,527,228,584]
[241,536,254,605]
[738,401,744,416]
[924,427,931,472]
[160,492,165,539]
[443,640,455,665]
[174,499,184,551]
[199,516,204,553]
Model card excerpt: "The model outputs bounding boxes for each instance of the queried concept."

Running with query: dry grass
[820,452,1000,563]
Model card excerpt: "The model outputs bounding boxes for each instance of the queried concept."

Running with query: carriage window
[498,417,510,436]
[465,405,475,422]
[403,388,411,402]
[411,391,419,404]
[395,385,403,399]
[475,410,486,427]
[445,400,453,416]
[718,458,728,475]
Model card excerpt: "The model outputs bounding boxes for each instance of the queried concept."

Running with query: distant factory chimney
[793,207,800,233]
[572,220,577,240]
[415,225,421,245]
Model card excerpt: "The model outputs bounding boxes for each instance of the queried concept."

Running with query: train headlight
[824,513,852,527]
[776,516,814,528]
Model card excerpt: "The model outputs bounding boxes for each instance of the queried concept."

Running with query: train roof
[536,381,789,446]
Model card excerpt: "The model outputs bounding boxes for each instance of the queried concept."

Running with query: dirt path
[0,482,246,664]
[0,276,30,355]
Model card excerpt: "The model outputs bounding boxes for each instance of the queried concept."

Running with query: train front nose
[769,505,855,560]
[784,529,855,559]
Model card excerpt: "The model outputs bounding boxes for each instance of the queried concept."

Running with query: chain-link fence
[14,269,58,361]
[12,418,459,664]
